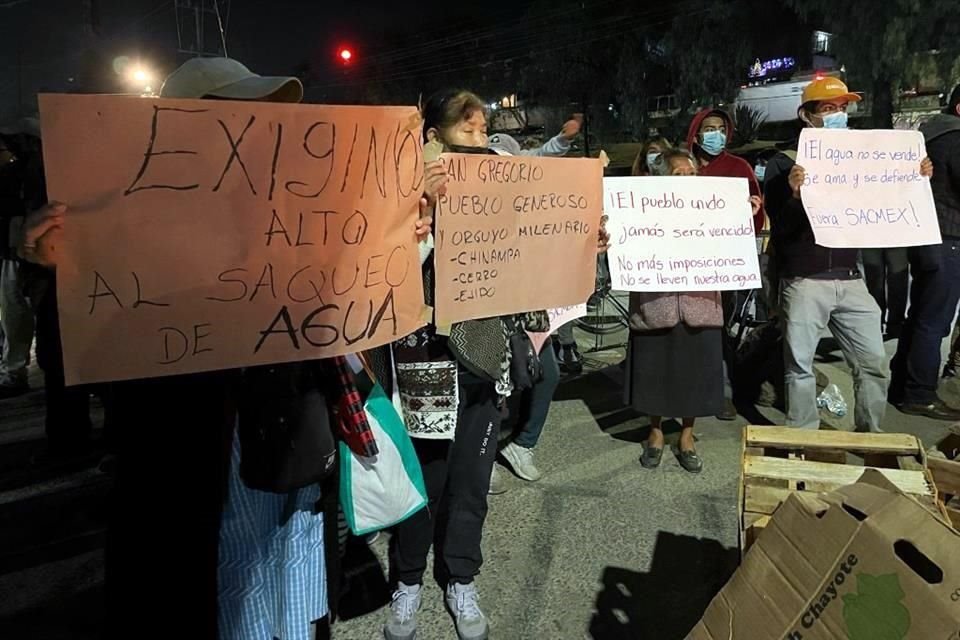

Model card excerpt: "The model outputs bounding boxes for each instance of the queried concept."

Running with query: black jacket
[0,132,46,260]
[920,113,960,239]
[763,142,859,279]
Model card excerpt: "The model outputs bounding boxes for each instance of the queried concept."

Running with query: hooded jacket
[919,113,960,240]
[686,109,765,234]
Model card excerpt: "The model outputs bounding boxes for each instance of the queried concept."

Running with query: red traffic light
[338,48,353,63]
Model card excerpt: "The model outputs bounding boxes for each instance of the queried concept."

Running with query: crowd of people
[2,54,960,640]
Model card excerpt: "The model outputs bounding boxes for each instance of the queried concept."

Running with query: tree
[664,2,756,111]
[784,0,960,128]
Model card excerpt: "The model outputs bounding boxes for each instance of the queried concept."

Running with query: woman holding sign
[386,88,608,640]
[626,151,762,473]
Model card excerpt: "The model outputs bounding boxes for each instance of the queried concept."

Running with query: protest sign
[605,176,761,292]
[39,94,426,386]
[549,303,587,331]
[433,154,603,325]
[528,303,589,354]
[797,128,940,248]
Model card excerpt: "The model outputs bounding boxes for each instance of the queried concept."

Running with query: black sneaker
[899,400,960,421]
[0,378,30,399]
[562,346,583,375]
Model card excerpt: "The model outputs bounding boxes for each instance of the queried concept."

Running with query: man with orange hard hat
[762,77,934,431]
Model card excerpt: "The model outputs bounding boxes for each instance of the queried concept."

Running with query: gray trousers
[781,278,887,432]
[0,258,36,382]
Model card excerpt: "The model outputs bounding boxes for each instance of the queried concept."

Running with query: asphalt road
[1,326,957,639]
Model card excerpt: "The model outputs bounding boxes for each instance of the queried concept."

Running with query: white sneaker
[501,442,542,482]
[445,582,489,640]
[384,582,421,640]
[488,464,509,495]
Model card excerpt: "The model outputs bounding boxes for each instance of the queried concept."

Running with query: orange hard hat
[801,77,862,106]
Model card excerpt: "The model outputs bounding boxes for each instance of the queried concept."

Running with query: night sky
[0,0,520,120]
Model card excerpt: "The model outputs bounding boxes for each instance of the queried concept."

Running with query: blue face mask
[821,111,848,129]
[646,152,661,171]
[700,130,726,156]
[754,164,766,181]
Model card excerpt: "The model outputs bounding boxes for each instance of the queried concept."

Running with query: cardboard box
[690,470,960,640]
[930,424,960,529]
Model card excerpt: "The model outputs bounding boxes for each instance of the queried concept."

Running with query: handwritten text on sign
[605,176,761,292]
[39,94,426,385]
[797,128,940,248]
[433,154,603,325]
[549,303,587,331]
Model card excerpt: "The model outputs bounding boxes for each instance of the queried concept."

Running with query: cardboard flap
[821,471,902,518]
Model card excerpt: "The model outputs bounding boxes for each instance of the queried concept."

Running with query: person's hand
[920,156,934,178]
[19,201,65,268]
[788,165,806,199]
[415,200,433,239]
[597,215,611,253]
[561,114,584,141]
[423,160,448,207]
[749,195,762,216]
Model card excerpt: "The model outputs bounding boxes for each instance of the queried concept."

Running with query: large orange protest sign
[433,153,603,325]
[39,94,426,386]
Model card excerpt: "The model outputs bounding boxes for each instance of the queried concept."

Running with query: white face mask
[646,152,661,171]
[754,164,766,181]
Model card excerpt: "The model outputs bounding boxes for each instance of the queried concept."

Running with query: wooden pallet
[739,426,939,555]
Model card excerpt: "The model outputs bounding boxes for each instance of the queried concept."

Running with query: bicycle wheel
[576,294,629,336]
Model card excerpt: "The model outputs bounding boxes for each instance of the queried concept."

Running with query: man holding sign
[764,77,933,431]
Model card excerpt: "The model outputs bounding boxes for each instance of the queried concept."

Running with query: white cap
[160,57,303,103]
[487,132,522,155]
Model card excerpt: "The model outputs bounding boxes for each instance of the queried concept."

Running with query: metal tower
[174,0,230,59]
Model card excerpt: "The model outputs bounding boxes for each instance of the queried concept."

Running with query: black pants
[104,373,236,639]
[862,248,909,333]
[891,241,960,405]
[23,265,92,450]
[391,372,500,586]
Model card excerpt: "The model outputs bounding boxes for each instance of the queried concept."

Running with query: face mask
[445,143,494,155]
[821,111,848,129]
[700,130,726,156]
[754,164,766,181]
[646,152,661,171]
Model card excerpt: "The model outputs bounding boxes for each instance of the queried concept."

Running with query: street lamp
[127,66,155,95]
[114,56,157,96]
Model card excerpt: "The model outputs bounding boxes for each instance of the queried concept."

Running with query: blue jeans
[514,339,561,448]
[891,240,960,405]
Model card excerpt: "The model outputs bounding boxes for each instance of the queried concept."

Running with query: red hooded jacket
[686,109,766,235]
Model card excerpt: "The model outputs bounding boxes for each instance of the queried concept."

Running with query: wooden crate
[739,426,940,555]
[930,424,960,529]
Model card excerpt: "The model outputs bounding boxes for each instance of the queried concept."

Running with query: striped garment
[218,432,327,640]
[327,356,379,458]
